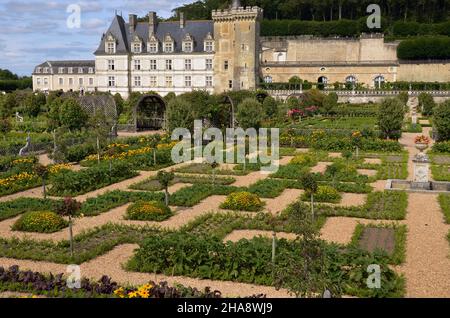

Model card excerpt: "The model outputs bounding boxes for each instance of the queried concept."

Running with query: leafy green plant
[156,171,175,206]
[125,201,173,221]
[437,194,450,224]
[220,191,265,212]
[12,211,68,233]
[302,185,341,203]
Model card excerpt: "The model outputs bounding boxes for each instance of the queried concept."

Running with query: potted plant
[414,135,430,153]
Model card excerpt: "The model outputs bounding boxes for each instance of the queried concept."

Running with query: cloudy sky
[0,0,188,76]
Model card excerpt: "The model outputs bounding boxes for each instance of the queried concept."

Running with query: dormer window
[148,34,159,53]
[68,67,73,74]
[204,32,214,52]
[182,33,194,53]
[43,67,49,73]
[58,67,64,74]
[36,67,42,73]
[88,67,94,74]
[131,35,142,53]
[163,34,174,53]
[105,34,117,54]
[78,67,83,74]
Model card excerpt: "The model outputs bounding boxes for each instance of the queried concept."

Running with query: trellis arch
[134,94,166,131]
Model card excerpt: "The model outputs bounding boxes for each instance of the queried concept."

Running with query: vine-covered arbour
[134,94,166,131]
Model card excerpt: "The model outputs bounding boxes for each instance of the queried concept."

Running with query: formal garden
[0,88,450,298]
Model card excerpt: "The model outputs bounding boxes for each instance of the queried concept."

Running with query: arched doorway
[134,94,166,131]
[318,76,328,90]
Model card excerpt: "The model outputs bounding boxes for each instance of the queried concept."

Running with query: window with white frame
[69,78,74,85]
[108,60,115,71]
[206,59,213,70]
[205,41,214,52]
[78,68,83,74]
[134,76,141,87]
[164,42,173,53]
[134,60,141,71]
[133,43,141,53]
[150,60,157,70]
[43,78,48,85]
[165,76,172,87]
[149,76,157,87]
[185,59,192,71]
[36,78,41,85]
[263,76,273,83]
[185,76,192,87]
[58,67,64,74]
[183,41,193,53]
[88,67,94,74]
[165,59,172,70]
[206,76,213,87]
[36,67,42,73]
[106,42,116,54]
[58,78,64,85]
[68,67,73,74]
[148,42,158,53]
[43,67,49,73]
[108,76,115,87]
[89,78,94,86]
[79,78,83,86]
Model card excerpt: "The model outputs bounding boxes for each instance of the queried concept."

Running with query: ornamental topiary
[302,185,341,203]
[125,201,173,221]
[12,211,68,233]
[220,191,265,211]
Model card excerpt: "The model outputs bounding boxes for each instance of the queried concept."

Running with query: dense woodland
[0,69,32,92]
[171,0,449,23]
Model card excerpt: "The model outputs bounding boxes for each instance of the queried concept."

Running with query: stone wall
[397,62,450,82]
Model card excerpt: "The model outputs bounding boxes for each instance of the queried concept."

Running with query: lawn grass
[437,194,450,224]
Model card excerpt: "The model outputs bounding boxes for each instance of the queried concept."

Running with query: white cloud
[82,18,106,29]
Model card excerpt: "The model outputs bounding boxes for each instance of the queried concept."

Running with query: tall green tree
[59,98,88,131]
[378,98,405,140]
[433,100,450,141]
[236,98,265,130]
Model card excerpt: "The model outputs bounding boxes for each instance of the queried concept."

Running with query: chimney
[129,14,137,34]
[179,12,185,29]
[148,11,157,35]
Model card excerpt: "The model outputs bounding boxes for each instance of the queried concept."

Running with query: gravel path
[319,217,399,245]
[264,189,303,215]
[231,156,293,187]
[364,158,382,165]
[395,127,450,297]
[396,193,450,297]
[357,169,377,177]
[310,162,331,174]
[38,154,53,166]
[0,244,292,298]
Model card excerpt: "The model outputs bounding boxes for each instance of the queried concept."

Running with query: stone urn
[415,142,429,153]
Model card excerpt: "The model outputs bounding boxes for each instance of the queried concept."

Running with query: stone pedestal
[413,157,430,183]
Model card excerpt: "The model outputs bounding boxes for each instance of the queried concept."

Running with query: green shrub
[0,198,56,221]
[302,185,341,203]
[59,98,89,131]
[418,93,435,116]
[127,232,404,297]
[397,36,450,60]
[236,98,264,130]
[378,98,404,140]
[433,100,450,141]
[220,191,265,211]
[12,211,68,233]
[49,161,137,196]
[125,201,173,221]
[290,153,317,166]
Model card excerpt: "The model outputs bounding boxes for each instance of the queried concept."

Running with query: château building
[32,0,449,98]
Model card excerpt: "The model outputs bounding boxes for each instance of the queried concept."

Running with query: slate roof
[94,15,214,55]
[33,60,95,75]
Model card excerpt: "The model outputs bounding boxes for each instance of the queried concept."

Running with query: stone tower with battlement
[212,3,263,93]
